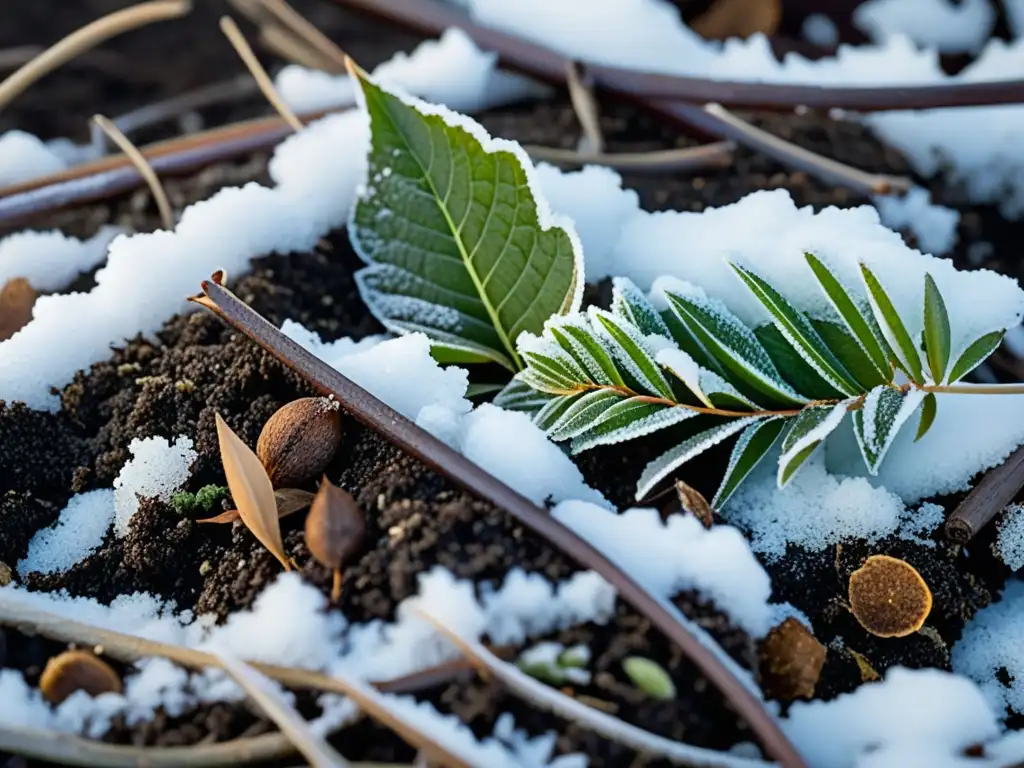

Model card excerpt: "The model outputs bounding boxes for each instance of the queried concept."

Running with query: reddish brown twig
[331,0,1024,112]
[189,279,807,768]
[945,444,1024,543]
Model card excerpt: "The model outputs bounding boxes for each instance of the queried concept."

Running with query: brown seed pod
[848,554,933,638]
[39,650,122,704]
[305,476,365,601]
[257,397,342,488]
[759,617,826,701]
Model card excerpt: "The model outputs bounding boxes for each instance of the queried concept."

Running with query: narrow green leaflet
[571,400,697,455]
[636,418,761,500]
[922,274,951,383]
[712,418,787,509]
[812,319,889,390]
[545,317,625,388]
[547,389,623,441]
[533,391,585,430]
[662,290,806,407]
[589,308,676,399]
[860,263,925,383]
[915,392,938,442]
[755,324,842,400]
[465,382,506,399]
[493,376,553,414]
[852,387,926,474]
[777,401,851,487]
[947,329,1005,383]
[610,277,672,338]
[731,263,860,396]
[348,65,583,372]
[804,253,890,381]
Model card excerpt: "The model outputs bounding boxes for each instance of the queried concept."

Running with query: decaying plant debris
[5,0,1024,766]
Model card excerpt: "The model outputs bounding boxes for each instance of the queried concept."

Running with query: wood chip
[0,278,37,341]
[690,0,781,40]
[759,618,826,701]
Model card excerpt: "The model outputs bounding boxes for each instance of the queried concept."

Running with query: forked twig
[92,114,174,229]
[945,443,1024,543]
[0,0,191,110]
[188,279,806,768]
[220,16,303,132]
[414,609,772,768]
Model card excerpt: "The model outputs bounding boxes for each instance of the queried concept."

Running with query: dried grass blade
[197,487,315,524]
[414,609,771,768]
[214,652,350,767]
[214,412,290,569]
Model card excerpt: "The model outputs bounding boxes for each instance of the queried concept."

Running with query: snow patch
[18,490,115,577]
[996,504,1024,570]
[0,131,68,185]
[953,580,1024,715]
[0,227,122,292]
[113,436,196,537]
[853,0,995,54]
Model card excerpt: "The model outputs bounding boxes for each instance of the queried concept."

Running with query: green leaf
[636,417,760,500]
[662,290,806,407]
[778,402,850,487]
[804,253,891,381]
[860,264,925,383]
[465,382,506,399]
[589,308,675,399]
[533,392,585,430]
[348,65,583,372]
[713,418,787,509]
[429,342,504,367]
[731,263,860,396]
[622,656,676,700]
[852,387,926,474]
[493,376,553,414]
[922,274,951,383]
[546,317,626,388]
[947,329,1005,383]
[755,324,843,400]
[548,389,623,440]
[811,319,889,390]
[571,400,696,455]
[915,392,937,442]
[610,277,672,337]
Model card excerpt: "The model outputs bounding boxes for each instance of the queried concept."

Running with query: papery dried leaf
[759,618,826,701]
[305,476,365,570]
[215,412,290,569]
[675,481,713,529]
[691,0,781,40]
[847,647,881,682]
[0,278,37,341]
[196,487,315,524]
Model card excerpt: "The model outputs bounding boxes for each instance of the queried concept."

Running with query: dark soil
[3,1,1024,766]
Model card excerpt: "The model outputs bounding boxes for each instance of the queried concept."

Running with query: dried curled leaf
[196,487,315,524]
[40,650,121,704]
[0,277,37,341]
[675,481,713,529]
[759,618,826,701]
[215,412,290,570]
[305,476,365,570]
[848,554,932,638]
[691,0,781,40]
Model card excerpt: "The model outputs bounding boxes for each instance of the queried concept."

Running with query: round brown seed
[39,650,122,704]
[848,554,933,638]
[257,397,342,488]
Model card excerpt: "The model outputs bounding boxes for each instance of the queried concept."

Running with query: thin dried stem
[215,653,351,768]
[697,103,910,195]
[255,0,350,73]
[923,382,1024,395]
[260,25,337,71]
[0,0,191,110]
[415,609,772,768]
[220,15,303,132]
[566,60,604,155]
[92,114,174,230]
[524,141,734,173]
[945,443,1024,543]
[331,568,343,602]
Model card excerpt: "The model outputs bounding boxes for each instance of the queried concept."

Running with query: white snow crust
[17,490,116,577]
[113,436,196,537]
[0,227,122,291]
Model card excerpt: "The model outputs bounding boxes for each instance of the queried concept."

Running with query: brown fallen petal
[40,650,122,704]
[848,554,933,638]
[0,278,37,341]
[691,0,781,40]
[196,487,315,524]
[675,481,713,529]
[215,412,291,570]
[257,397,343,488]
[759,618,826,701]
[847,646,881,682]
